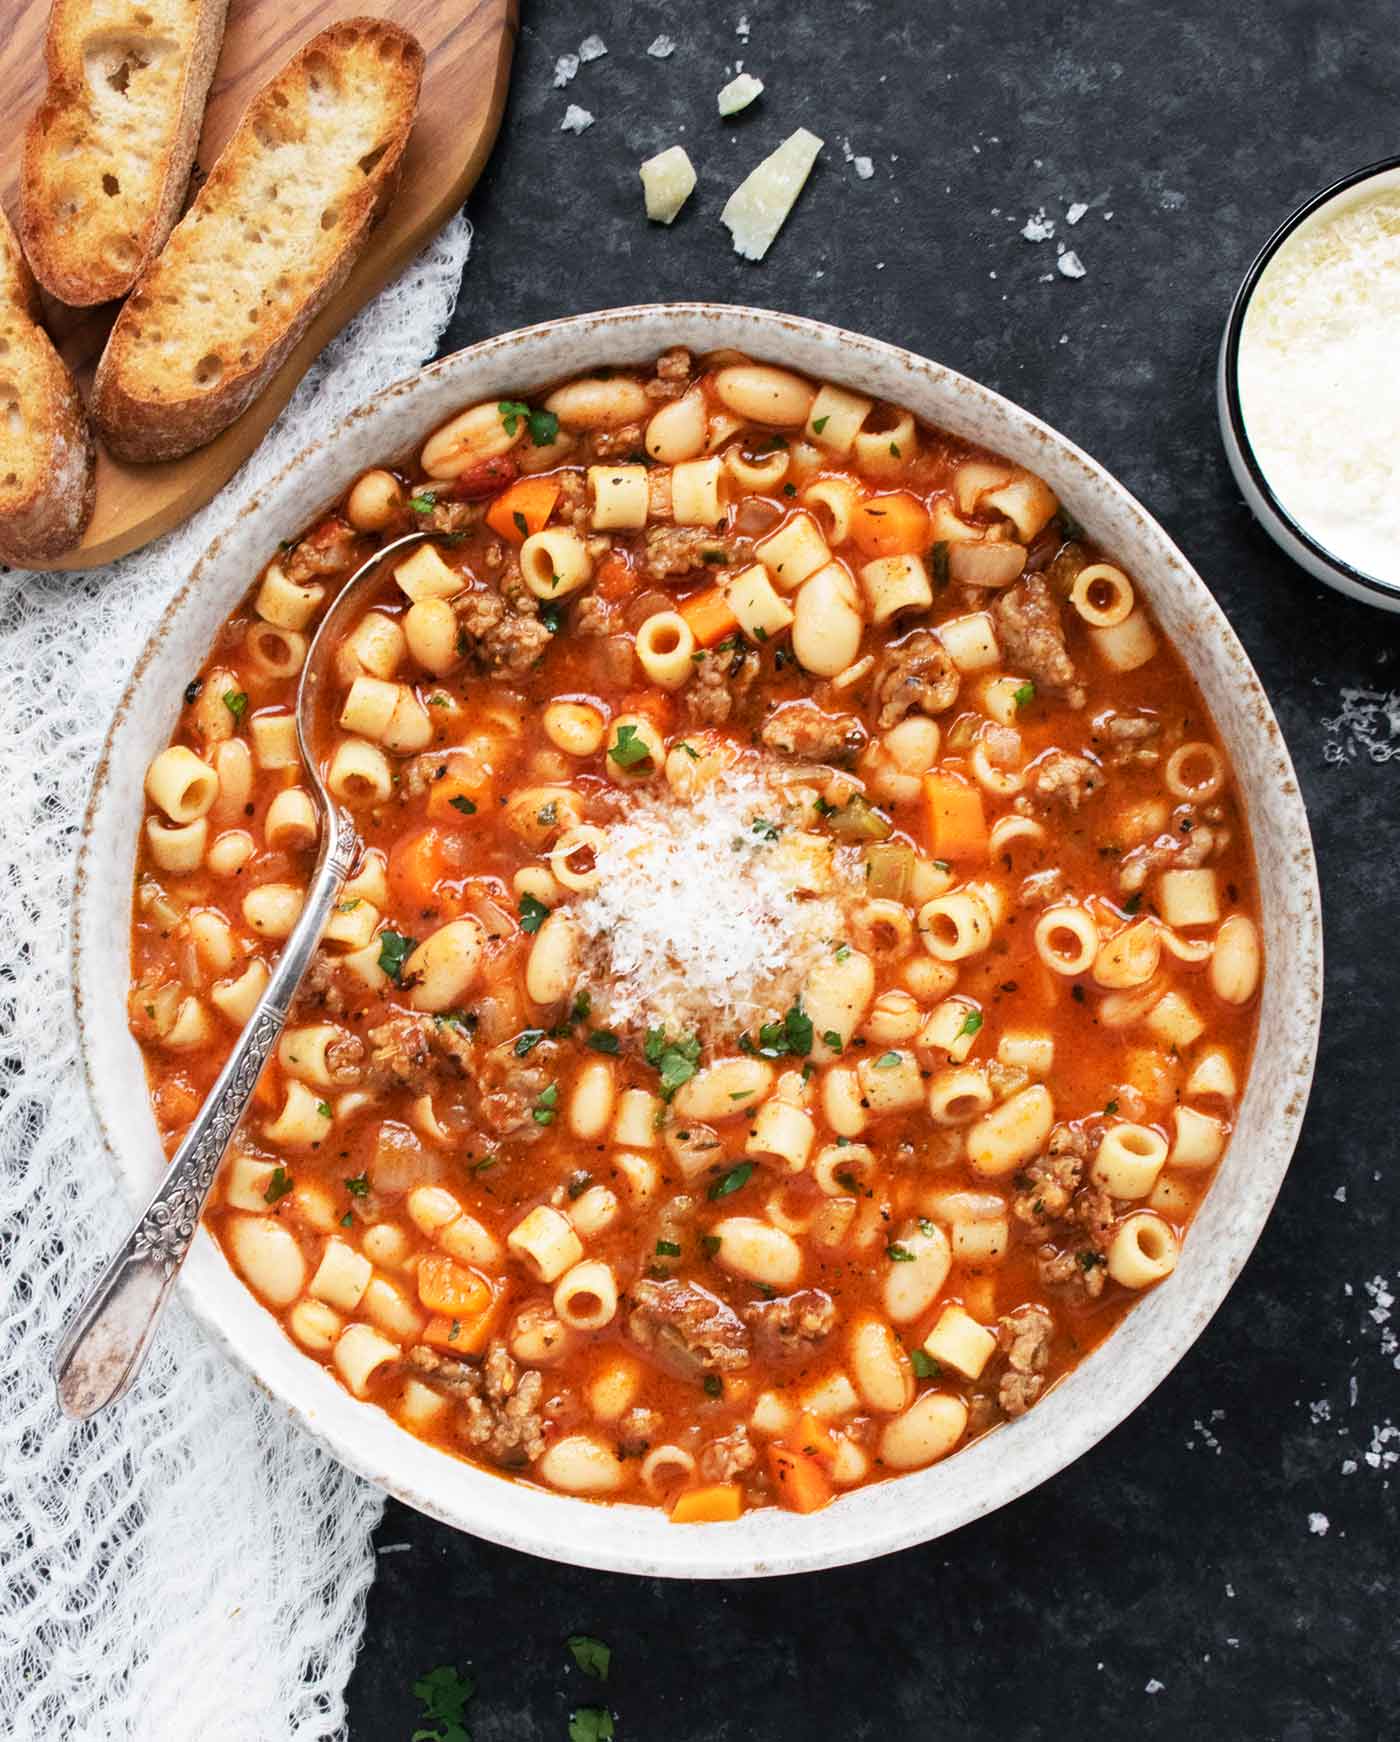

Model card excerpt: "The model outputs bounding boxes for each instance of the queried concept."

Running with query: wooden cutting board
[0,0,517,570]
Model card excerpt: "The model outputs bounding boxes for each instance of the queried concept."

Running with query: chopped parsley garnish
[1078,1249,1105,1272]
[703,1375,723,1398]
[512,510,529,537]
[1104,1098,1120,1115]
[608,723,653,770]
[569,1710,615,1742]
[539,602,565,635]
[889,441,901,458]
[917,1217,937,1236]
[654,1239,682,1258]
[910,1348,940,1379]
[957,1010,983,1039]
[586,1030,621,1055]
[340,1212,354,1228]
[474,1154,497,1174]
[537,800,558,827]
[449,795,477,815]
[566,1635,612,1683]
[700,548,727,564]
[886,1243,915,1263]
[263,1166,293,1205]
[222,689,248,719]
[834,943,851,963]
[783,482,797,497]
[567,1170,592,1199]
[644,1027,701,1098]
[812,415,830,434]
[571,990,593,1022]
[752,1002,813,1059]
[497,400,530,437]
[1013,681,1036,709]
[822,1029,843,1051]
[813,795,836,818]
[411,1664,475,1742]
[316,1100,332,1119]
[750,816,780,842]
[408,492,437,514]
[700,1233,722,1259]
[335,897,361,913]
[1123,892,1143,915]
[677,741,701,760]
[532,1083,559,1125]
[708,1161,754,1200]
[874,1050,903,1068]
[930,541,950,590]
[376,928,415,983]
[514,1028,547,1057]
[518,893,550,934]
[345,1172,370,1197]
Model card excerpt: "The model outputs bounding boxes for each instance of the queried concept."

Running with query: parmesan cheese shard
[578,34,608,62]
[647,34,677,57]
[721,127,824,261]
[717,72,764,116]
[640,146,697,225]
[560,104,595,135]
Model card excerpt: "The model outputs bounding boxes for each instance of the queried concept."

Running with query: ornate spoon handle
[54,808,361,1419]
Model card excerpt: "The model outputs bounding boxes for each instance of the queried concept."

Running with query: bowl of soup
[73,304,1322,1576]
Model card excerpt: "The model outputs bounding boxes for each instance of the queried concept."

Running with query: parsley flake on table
[608,722,653,769]
[708,1161,754,1200]
[566,1634,612,1682]
[568,1710,615,1742]
[518,893,550,934]
[411,1663,475,1742]
[263,1166,292,1205]
[377,928,416,982]
[222,689,248,719]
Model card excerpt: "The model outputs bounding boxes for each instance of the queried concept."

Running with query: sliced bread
[0,210,96,565]
[21,0,231,307]
[93,18,424,464]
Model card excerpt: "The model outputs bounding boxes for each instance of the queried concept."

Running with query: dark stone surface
[348,2,1400,1735]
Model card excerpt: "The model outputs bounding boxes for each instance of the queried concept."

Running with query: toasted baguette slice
[21,0,231,307]
[0,211,96,565]
[93,18,424,464]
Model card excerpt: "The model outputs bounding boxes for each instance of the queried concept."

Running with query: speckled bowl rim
[1218,154,1400,610]
[73,302,1323,1579]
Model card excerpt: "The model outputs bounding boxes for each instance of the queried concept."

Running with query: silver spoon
[55,528,441,1419]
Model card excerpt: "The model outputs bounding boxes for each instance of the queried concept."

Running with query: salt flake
[647,35,677,58]
[553,53,579,87]
[559,104,595,134]
[853,156,874,180]
[1066,200,1089,224]
[736,13,751,39]
[1145,1679,1165,1695]
[1308,1511,1330,1536]
[578,34,607,62]
[1021,209,1055,242]
[1058,250,1087,279]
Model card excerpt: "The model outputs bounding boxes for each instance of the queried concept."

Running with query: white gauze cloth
[0,214,472,1741]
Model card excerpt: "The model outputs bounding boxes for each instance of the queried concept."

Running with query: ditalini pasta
[127,348,1261,1522]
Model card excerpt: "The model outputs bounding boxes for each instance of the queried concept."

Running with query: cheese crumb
[1057,250,1086,279]
[852,156,874,180]
[1021,209,1055,242]
[578,33,607,61]
[647,34,676,57]
[1145,1680,1165,1696]
[560,105,595,134]
[718,71,764,116]
[640,146,697,225]
[1066,200,1089,225]
[571,772,850,1040]
[553,53,579,87]
[1308,1511,1330,1535]
[722,127,824,260]
[736,13,751,39]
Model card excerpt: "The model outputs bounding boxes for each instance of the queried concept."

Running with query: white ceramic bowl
[74,304,1323,1578]
[1218,156,1400,611]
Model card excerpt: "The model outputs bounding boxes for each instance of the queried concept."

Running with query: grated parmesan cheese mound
[570,771,851,1041]
[1237,188,1400,584]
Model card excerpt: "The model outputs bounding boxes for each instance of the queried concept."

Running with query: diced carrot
[420,1281,510,1357]
[849,492,931,560]
[679,585,740,648]
[416,1255,491,1317]
[424,749,495,822]
[792,1411,838,1468]
[767,1445,835,1514]
[595,552,638,601]
[387,824,471,918]
[669,1482,744,1524]
[922,770,989,862]
[484,477,561,544]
